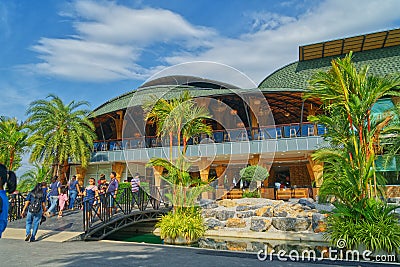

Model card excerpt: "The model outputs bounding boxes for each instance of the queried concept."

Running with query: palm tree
[0,116,31,171]
[144,91,213,210]
[17,163,51,193]
[26,94,96,177]
[304,52,400,200]
[144,91,212,158]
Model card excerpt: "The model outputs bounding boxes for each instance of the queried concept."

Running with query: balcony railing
[93,122,327,152]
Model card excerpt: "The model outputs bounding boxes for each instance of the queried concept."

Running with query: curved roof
[90,84,250,118]
[259,45,400,90]
[139,75,239,89]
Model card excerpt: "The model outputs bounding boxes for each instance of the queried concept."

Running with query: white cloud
[72,1,215,45]
[29,0,400,84]
[31,38,147,81]
[29,0,215,82]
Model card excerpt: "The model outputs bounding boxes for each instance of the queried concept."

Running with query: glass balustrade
[93,122,327,151]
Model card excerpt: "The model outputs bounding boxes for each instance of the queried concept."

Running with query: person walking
[130,173,140,207]
[106,172,119,215]
[58,186,68,218]
[68,176,80,210]
[21,183,47,242]
[0,163,17,238]
[47,176,61,217]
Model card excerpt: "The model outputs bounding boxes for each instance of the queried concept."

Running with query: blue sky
[1,0,400,121]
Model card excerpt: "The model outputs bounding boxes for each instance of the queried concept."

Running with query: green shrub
[116,182,132,203]
[239,165,269,182]
[325,199,400,253]
[242,190,260,198]
[156,208,206,242]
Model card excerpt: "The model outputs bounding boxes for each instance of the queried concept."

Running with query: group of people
[0,166,142,242]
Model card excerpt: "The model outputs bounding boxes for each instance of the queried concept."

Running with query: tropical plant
[304,52,400,200]
[144,90,212,158]
[305,53,400,253]
[0,116,31,171]
[147,157,212,209]
[26,94,96,177]
[17,163,51,193]
[145,91,213,242]
[325,199,400,253]
[156,207,206,243]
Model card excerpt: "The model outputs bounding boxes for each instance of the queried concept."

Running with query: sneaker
[24,233,31,241]
[29,237,36,242]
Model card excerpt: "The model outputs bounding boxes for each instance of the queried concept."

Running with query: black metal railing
[82,186,168,233]
[8,193,25,222]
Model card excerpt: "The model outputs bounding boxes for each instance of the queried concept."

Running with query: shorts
[107,195,115,208]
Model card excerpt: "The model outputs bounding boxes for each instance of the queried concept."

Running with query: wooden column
[215,165,226,187]
[307,157,323,187]
[198,158,210,199]
[112,162,125,182]
[75,166,87,187]
[153,166,164,188]
[115,110,124,140]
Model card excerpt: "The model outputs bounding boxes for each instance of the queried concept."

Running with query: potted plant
[156,207,206,245]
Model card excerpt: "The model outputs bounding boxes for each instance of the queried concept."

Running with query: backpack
[28,196,42,214]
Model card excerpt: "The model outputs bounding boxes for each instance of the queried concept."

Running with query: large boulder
[236,205,251,212]
[217,199,237,208]
[272,217,311,232]
[226,218,247,228]
[205,218,225,230]
[202,209,217,218]
[199,199,218,209]
[226,241,247,251]
[298,198,316,209]
[237,210,255,218]
[312,213,327,233]
[250,217,272,232]
[216,210,235,221]
[255,206,274,217]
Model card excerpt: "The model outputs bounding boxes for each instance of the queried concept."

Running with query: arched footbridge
[82,186,171,241]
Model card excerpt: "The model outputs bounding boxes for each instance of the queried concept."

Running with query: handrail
[82,185,169,233]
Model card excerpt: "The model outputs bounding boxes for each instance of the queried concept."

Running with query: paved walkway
[5,209,83,242]
[1,238,393,267]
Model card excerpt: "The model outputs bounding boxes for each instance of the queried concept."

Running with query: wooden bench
[260,188,275,199]
[276,189,291,200]
[292,188,309,199]
[222,189,243,199]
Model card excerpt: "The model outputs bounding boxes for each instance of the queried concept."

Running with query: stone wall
[289,165,311,187]
[201,198,330,235]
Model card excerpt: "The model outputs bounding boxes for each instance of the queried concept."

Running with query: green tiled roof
[90,85,252,118]
[259,45,400,90]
